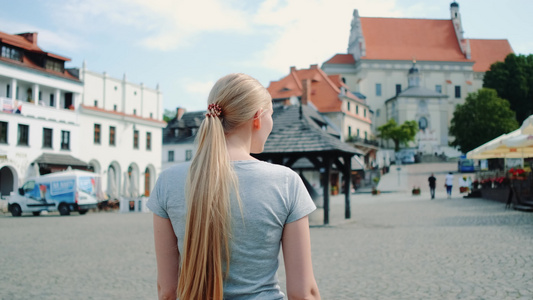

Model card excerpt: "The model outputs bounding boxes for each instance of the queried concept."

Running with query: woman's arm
[153,214,180,300]
[282,216,321,300]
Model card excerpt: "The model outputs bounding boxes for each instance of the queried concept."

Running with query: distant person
[428,173,436,199]
[445,172,454,198]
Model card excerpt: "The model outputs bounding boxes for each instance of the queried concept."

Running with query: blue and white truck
[8,170,100,216]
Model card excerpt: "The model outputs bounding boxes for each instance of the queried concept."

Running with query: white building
[0,31,84,197]
[162,108,203,171]
[0,30,166,200]
[322,2,513,154]
[78,63,166,199]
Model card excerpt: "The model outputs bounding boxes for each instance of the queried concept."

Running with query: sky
[1,0,532,114]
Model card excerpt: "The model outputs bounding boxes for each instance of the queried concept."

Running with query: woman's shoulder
[157,162,191,184]
[234,160,297,177]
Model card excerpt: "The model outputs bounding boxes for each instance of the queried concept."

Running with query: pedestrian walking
[428,173,436,199]
[147,73,320,300]
[445,172,454,198]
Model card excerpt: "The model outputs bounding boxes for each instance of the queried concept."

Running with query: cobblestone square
[1,163,532,299]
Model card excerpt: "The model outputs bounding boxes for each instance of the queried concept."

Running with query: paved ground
[1,162,532,299]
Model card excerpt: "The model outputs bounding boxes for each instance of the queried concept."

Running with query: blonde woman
[147,73,320,300]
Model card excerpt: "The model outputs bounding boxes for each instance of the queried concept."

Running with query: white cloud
[0,19,87,53]
[172,78,215,111]
[185,79,215,95]
[249,0,415,73]
[50,0,252,51]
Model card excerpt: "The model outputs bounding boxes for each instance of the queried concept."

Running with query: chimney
[176,107,186,120]
[18,32,38,45]
[301,79,311,106]
[290,66,296,73]
[309,64,318,69]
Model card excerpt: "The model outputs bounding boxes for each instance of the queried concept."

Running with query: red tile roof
[0,31,42,52]
[324,18,513,73]
[469,39,513,72]
[81,105,166,125]
[359,17,469,62]
[267,66,365,113]
[0,30,78,81]
[324,54,355,64]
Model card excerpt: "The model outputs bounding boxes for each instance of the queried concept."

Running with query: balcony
[346,135,380,147]
[0,97,77,124]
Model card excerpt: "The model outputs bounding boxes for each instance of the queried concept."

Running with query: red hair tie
[206,103,222,118]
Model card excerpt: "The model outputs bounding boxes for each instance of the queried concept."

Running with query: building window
[347,101,351,111]
[61,130,70,150]
[356,105,359,114]
[133,109,137,115]
[396,84,402,95]
[113,104,117,111]
[50,94,55,107]
[1,45,22,61]
[435,85,442,93]
[455,86,461,98]
[150,112,153,119]
[146,132,151,151]
[375,83,382,96]
[168,150,174,162]
[0,121,7,144]
[419,117,428,130]
[38,91,42,101]
[94,124,101,144]
[364,131,368,139]
[186,150,193,161]
[42,128,52,148]
[356,129,360,137]
[376,109,380,117]
[133,130,139,149]
[45,59,63,72]
[16,87,19,99]
[109,126,116,146]
[94,100,98,107]
[364,109,367,117]
[17,124,29,146]
[6,84,10,98]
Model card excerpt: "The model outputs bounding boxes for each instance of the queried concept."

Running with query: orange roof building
[267,64,373,145]
[321,1,513,153]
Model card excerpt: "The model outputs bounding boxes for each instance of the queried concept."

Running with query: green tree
[163,109,175,123]
[377,119,418,152]
[483,53,533,124]
[449,88,519,153]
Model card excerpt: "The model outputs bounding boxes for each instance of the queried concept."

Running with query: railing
[0,97,77,124]
[346,135,380,146]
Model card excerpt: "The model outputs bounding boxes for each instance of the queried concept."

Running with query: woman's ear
[253,108,263,129]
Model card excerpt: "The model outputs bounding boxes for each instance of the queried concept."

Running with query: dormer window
[1,45,22,62]
[45,58,64,72]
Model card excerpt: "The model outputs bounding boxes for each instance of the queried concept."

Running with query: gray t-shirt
[147,160,316,299]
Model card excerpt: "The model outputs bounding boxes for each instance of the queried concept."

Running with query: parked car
[8,170,100,217]
[401,153,415,164]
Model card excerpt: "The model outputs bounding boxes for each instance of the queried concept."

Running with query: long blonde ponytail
[177,73,272,299]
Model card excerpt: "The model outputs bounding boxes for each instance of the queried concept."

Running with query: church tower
[450,2,471,59]
[408,61,420,88]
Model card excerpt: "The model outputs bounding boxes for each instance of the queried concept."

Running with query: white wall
[162,143,195,171]
[0,62,83,193]
[79,68,165,197]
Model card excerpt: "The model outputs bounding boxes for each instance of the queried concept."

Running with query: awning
[33,153,89,168]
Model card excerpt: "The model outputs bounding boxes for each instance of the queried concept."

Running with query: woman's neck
[225,125,255,161]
